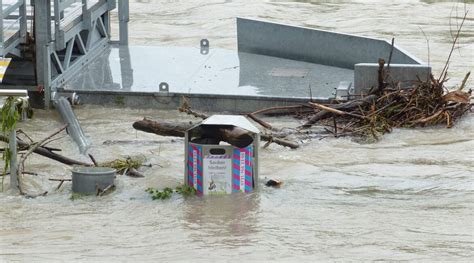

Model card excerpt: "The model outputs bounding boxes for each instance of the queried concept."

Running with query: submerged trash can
[72,167,116,194]
[185,115,260,195]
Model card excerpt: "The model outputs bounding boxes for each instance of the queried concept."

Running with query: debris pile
[300,69,472,140]
[134,69,472,149]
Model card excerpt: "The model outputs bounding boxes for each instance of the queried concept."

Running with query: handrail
[0,90,28,96]
[0,0,27,57]
[3,17,20,33]
[60,3,83,26]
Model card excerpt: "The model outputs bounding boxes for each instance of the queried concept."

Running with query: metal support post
[34,0,52,107]
[82,0,91,29]
[9,127,18,190]
[118,0,129,45]
[19,0,27,42]
[0,0,4,47]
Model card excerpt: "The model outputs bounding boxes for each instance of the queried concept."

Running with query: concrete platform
[61,45,353,112]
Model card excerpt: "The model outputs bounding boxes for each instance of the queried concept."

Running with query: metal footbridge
[0,0,129,107]
[0,1,429,112]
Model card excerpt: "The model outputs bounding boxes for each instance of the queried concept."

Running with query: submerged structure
[0,1,437,194]
[0,0,430,112]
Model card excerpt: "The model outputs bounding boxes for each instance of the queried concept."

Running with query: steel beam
[0,0,4,46]
[34,0,52,107]
[19,0,27,43]
[118,0,129,45]
[9,125,18,191]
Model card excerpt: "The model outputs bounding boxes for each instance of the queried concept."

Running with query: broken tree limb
[49,178,72,190]
[177,100,300,148]
[49,178,72,182]
[29,146,91,166]
[97,184,115,196]
[132,118,188,137]
[128,168,144,178]
[301,95,377,128]
[89,154,99,166]
[178,97,208,119]
[133,118,300,149]
[13,125,68,194]
[250,104,313,116]
[259,134,299,149]
[133,119,254,148]
[458,71,470,91]
[247,113,273,130]
[308,102,368,120]
[214,126,254,148]
[0,135,92,167]
[17,125,68,175]
[386,38,395,72]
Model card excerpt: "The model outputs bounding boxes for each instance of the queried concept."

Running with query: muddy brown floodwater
[1,0,473,261]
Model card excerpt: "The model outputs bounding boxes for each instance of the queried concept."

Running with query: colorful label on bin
[232,146,253,193]
[188,144,203,194]
[203,155,232,195]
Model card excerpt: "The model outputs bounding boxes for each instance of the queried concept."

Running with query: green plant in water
[1,97,22,191]
[146,187,174,200]
[0,97,30,191]
[175,184,197,197]
[69,193,86,201]
[146,184,197,200]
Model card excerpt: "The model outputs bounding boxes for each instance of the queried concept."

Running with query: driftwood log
[0,135,91,166]
[301,95,378,128]
[133,118,300,149]
[1,134,144,178]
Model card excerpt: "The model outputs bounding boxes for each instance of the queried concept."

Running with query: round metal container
[71,167,116,194]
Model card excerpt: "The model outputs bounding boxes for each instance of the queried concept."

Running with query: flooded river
[1,0,473,261]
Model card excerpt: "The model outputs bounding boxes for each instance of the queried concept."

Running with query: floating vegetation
[100,156,145,174]
[146,184,197,200]
[69,192,86,201]
[175,184,197,197]
[1,96,31,191]
[146,187,174,200]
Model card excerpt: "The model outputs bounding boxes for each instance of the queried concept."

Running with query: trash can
[184,115,260,195]
[72,167,116,194]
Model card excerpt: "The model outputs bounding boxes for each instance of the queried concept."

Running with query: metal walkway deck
[60,45,354,112]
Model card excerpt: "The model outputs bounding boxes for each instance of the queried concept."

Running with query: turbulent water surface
[1,0,473,261]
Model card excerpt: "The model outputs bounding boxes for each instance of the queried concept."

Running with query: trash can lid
[190,115,260,134]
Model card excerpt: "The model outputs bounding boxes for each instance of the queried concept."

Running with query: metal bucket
[71,167,116,194]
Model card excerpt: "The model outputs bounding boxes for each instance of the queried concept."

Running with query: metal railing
[0,0,27,57]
